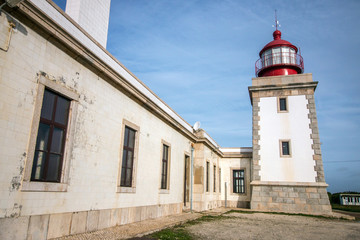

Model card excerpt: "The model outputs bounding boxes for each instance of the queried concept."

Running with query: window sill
[21,181,68,192]
[159,189,169,194]
[117,186,136,193]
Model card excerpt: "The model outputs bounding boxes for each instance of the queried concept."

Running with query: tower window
[278,97,288,112]
[279,98,287,111]
[280,140,291,157]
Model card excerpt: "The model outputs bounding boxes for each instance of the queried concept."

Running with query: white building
[0,0,331,239]
[340,194,360,206]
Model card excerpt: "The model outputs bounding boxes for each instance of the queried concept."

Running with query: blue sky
[53,0,360,193]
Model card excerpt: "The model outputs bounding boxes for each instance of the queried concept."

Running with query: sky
[53,0,360,193]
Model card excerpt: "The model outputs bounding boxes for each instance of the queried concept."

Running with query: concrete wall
[258,95,316,182]
[0,10,189,238]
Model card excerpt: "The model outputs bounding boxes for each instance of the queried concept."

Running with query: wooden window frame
[117,119,140,193]
[230,168,246,194]
[159,140,171,193]
[22,74,79,192]
[277,96,288,113]
[279,139,292,157]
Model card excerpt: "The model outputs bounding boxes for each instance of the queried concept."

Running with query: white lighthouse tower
[249,19,331,213]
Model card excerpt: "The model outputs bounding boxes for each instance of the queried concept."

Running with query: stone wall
[0,203,182,240]
[251,183,331,213]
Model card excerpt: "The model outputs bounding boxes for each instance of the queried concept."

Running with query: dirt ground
[186,212,360,240]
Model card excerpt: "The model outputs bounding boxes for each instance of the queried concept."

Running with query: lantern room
[255,30,304,77]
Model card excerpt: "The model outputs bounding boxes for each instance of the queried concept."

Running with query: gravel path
[187,212,360,240]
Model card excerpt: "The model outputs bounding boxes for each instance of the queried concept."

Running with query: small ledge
[117,186,136,193]
[21,181,68,192]
[250,181,328,187]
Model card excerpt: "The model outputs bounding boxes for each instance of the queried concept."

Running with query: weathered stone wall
[251,184,331,213]
[0,203,182,239]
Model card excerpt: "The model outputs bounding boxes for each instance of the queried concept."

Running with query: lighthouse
[248,19,331,213]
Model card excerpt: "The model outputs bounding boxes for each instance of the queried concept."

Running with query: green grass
[150,227,193,240]
[148,214,234,240]
[332,204,360,212]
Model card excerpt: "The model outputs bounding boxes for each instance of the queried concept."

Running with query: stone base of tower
[250,181,331,214]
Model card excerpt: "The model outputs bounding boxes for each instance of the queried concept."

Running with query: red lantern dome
[255,30,304,77]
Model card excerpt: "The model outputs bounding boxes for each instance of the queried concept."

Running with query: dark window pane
[46,154,61,182]
[122,150,127,168]
[282,142,290,155]
[280,98,287,111]
[128,129,135,148]
[50,128,64,153]
[54,95,70,125]
[121,167,126,186]
[35,123,50,151]
[124,127,129,147]
[31,151,46,180]
[125,168,132,186]
[41,90,55,120]
[127,151,133,167]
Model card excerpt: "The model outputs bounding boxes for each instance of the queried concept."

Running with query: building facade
[0,1,330,239]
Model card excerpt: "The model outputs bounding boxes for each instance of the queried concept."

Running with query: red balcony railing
[255,52,304,76]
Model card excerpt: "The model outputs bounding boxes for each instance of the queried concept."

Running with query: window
[219,168,221,193]
[213,165,216,192]
[206,162,209,192]
[121,126,136,187]
[233,170,245,194]
[117,119,139,193]
[22,74,79,192]
[279,97,287,111]
[280,140,291,157]
[161,144,169,189]
[31,89,70,182]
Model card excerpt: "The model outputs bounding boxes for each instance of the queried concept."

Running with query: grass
[331,204,360,213]
[144,209,356,239]
[147,214,234,240]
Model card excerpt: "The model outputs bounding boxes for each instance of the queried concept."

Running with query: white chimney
[65,0,111,48]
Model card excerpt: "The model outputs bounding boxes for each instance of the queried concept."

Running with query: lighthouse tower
[248,20,331,213]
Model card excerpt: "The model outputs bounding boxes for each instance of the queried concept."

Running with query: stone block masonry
[250,183,331,213]
[0,203,182,240]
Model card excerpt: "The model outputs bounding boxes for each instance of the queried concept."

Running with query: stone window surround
[230,167,246,195]
[279,139,292,158]
[213,164,216,193]
[117,119,140,193]
[277,96,289,113]
[159,139,171,194]
[22,74,79,192]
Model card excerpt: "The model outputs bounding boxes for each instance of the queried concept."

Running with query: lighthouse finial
[272,10,281,30]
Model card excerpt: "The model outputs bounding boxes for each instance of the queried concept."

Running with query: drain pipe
[190,144,194,212]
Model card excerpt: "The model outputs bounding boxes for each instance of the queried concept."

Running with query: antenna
[193,121,201,131]
[272,9,281,30]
